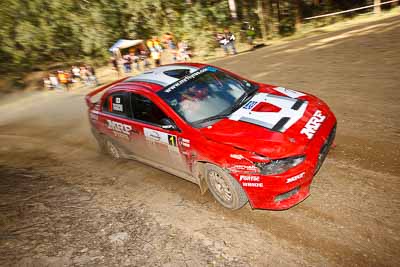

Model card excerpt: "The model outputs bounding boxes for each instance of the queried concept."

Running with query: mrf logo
[106,120,132,135]
[300,110,326,139]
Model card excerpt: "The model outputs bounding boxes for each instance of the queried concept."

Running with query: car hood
[199,86,331,159]
[200,119,307,159]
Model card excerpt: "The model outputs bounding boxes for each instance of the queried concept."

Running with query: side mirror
[160,118,178,131]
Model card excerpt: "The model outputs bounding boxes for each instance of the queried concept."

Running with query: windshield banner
[164,67,211,93]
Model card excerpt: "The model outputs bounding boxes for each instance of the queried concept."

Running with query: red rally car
[86,63,336,210]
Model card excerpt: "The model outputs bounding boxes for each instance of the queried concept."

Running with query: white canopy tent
[109,39,144,52]
[109,39,146,59]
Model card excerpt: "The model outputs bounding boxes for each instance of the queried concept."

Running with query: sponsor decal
[229,165,258,172]
[206,66,218,72]
[243,100,257,110]
[242,182,263,188]
[239,175,260,182]
[112,131,130,140]
[113,97,123,111]
[149,131,161,141]
[274,87,305,98]
[168,135,177,147]
[300,110,326,139]
[109,96,125,112]
[106,120,132,135]
[112,103,123,112]
[144,128,179,152]
[179,138,191,148]
[286,172,305,184]
[164,68,209,93]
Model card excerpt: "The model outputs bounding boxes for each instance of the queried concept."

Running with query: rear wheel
[105,139,122,159]
[94,132,123,160]
[205,164,248,210]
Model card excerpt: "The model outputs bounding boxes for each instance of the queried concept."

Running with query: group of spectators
[147,33,192,66]
[43,65,98,91]
[162,33,192,63]
[112,33,192,76]
[114,48,151,74]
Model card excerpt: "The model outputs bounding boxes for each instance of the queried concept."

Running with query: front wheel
[205,164,248,210]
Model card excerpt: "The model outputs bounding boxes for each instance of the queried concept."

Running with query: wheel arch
[91,129,131,158]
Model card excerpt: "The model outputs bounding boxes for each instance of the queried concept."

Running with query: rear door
[98,91,143,151]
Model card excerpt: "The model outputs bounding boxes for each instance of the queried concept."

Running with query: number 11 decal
[168,135,177,147]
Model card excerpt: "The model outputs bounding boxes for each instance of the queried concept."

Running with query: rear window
[102,92,130,117]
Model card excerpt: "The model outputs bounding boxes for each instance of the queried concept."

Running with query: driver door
[129,92,192,175]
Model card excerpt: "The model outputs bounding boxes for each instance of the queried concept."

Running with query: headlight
[254,155,305,175]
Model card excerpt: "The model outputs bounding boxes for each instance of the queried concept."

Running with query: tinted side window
[164,69,191,79]
[131,93,168,125]
[102,93,130,117]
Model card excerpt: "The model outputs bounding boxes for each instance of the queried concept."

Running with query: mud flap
[194,162,208,194]
[199,176,208,195]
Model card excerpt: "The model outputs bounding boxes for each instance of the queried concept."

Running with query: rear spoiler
[85,77,127,108]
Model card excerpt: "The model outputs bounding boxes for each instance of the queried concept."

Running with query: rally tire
[205,164,248,210]
[104,138,122,160]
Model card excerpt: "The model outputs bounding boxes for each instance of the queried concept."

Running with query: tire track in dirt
[0,133,397,266]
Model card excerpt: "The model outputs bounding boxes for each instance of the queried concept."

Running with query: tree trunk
[271,0,280,37]
[257,0,269,40]
[228,0,238,19]
[294,0,302,29]
[374,0,381,14]
[242,1,250,22]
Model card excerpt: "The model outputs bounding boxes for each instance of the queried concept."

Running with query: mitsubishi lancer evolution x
[86,63,336,210]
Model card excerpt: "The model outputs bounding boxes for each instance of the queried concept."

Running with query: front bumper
[231,118,336,210]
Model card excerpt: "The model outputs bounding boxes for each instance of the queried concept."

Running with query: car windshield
[158,67,257,126]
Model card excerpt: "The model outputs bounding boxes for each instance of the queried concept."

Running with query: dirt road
[1,15,399,266]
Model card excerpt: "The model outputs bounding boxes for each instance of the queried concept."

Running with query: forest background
[0,0,397,75]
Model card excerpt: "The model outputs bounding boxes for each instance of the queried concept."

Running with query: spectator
[140,50,151,70]
[178,41,190,61]
[146,39,155,52]
[242,22,256,46]
[71,65,81,82]
[163,32,176,50]
[123,54,132,73]
[171,49,178,62]
[215,32,226,53]
[80,66,90,85]
[49,73,61,90]
[58,70,70,91]
[218,29,237,56]
[110,56,121,77]
[132,50,141,72]
[153,37,163,52]
[86,64,99,86]
[151,50,161,67]
[43,76,52,90]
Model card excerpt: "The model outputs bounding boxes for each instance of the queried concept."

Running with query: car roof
[123,64,203,92]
